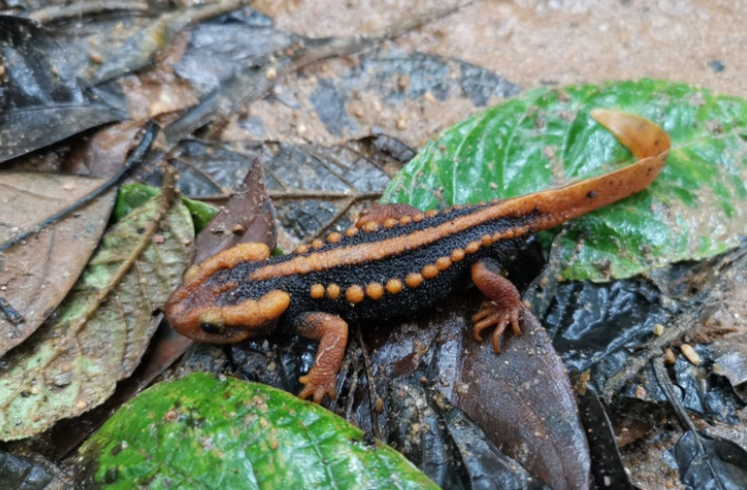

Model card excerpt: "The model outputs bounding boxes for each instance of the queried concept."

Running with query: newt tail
[165,109,670,403]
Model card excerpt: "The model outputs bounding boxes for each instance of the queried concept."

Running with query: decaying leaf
[0,17,123,163]
[0,173,116,357]
[192,155,276,263]
[0,193,193,441]
[0,449,63,490]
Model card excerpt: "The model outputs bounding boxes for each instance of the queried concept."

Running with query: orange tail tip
[590,109,671,159]
[532,110,669,225]
[488,110,670,233]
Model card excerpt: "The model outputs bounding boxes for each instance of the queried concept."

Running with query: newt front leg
[296,312,349,403]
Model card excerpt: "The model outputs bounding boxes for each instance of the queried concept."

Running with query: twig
[356,325,382,440]
[27,0,148,24]
[0,122,159,254]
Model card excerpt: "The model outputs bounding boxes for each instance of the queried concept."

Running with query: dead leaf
[458,306,590,490]
[0,173,116,357]
[0,17,123,163]
[0,193,193,441]
[193,156,276,263]
[63,121,148,178]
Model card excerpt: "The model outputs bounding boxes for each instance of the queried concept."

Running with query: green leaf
[77,373,440,490]
[116,183,218,232]
[181,198,218,233]
[0,195,193,440]
[383,79,747,281]
[114,184,160,220]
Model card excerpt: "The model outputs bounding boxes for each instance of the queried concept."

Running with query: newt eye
[200,322,224,335]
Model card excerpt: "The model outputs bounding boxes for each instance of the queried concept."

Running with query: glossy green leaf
[115,183,217,232]
[0,195,193,440]
[77,373,440,490]
[383,79,747,281]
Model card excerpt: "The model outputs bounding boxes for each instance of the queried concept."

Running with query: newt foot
[298,369,337,404]
[472,300,522,353]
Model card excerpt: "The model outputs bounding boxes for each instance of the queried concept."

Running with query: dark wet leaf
[528,273,668,375]
[0,450,63,490]
[173,8,292,95]
[87,0,250,86]
[712,336,747,391]
[529,244,747,423]
[0,16,123,162]
[674,430,747,490]
[0,173,116,356]
[138,138,401,250]
[0,193,192,440]
[577,388,637,490]
[383,79,747,282]
[76,373,440,490]
[267,141,395,247]
[671,344,743,424]
[237,49,520,147]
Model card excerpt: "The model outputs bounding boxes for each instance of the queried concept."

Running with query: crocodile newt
[165,109,670,403]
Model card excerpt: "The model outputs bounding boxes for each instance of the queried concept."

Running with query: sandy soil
[256,0,745,98]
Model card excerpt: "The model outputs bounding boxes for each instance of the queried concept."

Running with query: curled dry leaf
[193,156,276,263]
[0,173,116,357]
[0,193,193,441]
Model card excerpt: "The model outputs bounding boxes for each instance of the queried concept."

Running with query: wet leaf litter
[0,177,192,440]
[0,174,116,355]
[0,0,744,490]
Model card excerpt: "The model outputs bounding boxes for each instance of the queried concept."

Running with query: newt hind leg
[296,312,348,403]
[470,258,523,353]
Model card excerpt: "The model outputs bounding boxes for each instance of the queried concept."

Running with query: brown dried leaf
[62,121,147,179]
[193,156,276,263]
[458,306,590,490]
[0,173,116,357]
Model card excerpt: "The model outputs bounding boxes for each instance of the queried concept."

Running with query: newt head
[164,243,290,344]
